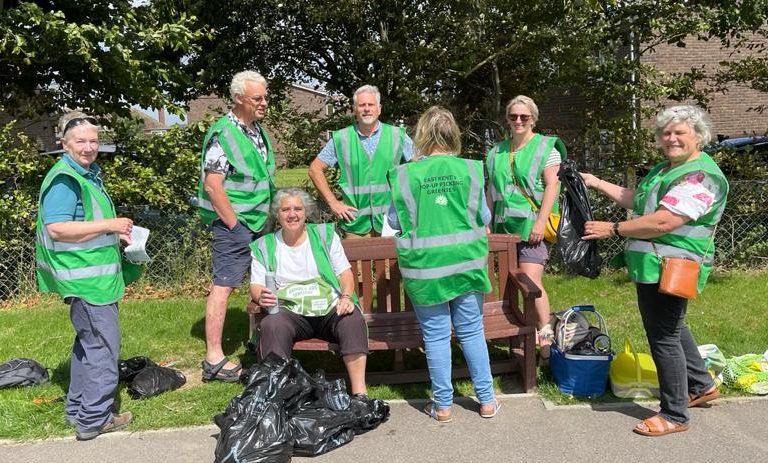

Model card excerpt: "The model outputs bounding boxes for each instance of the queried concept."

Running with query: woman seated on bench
[386,106,499,422]
[249,187,369,398]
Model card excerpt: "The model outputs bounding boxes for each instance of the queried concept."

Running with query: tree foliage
[0,0,207,117]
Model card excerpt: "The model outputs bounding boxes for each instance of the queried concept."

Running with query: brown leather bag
[658,256,700,299]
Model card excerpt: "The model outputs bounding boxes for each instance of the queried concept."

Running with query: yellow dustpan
[609,338,660,398]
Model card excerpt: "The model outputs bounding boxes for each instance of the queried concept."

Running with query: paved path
[2,395,767,462]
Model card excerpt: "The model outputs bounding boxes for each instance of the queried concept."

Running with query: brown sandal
[689,387,719,408]
[633,415,688,437]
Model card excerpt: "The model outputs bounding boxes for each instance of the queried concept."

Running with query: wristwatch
[613,222,621,237]
[340,293,352,300]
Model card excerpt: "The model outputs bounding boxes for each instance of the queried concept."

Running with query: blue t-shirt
[316,122,414,167]
[41,155,105,224]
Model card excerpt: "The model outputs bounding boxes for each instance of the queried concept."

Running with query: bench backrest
[341,234,522,317]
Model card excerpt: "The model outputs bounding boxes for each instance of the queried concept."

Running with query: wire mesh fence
[1,180,766,301]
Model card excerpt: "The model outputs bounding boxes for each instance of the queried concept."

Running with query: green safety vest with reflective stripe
[486,135,566,240]
[35,159,125,305]
[250,223,359,314]
[624,152,728,293]
[198,116,277,233]
[388,155,491,306]
[333,123,405,235]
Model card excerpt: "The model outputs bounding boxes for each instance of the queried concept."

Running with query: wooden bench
[247,233,541,392]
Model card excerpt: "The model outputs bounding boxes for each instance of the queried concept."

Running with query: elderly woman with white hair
[582,105,729,437]
[249,188,369,398]
[36,110,135,440]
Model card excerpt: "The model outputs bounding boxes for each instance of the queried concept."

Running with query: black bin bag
[214,354,390,462]
[128,366,186,399]
[118,356,157,382]
[557,159,602,278]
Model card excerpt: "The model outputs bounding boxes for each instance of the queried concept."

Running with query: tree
[0,1,207,117]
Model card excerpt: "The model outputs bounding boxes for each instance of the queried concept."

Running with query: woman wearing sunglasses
[485,95,567,362]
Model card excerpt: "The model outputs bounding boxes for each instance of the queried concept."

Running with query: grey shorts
[212,219,259,287]
[517,240,550,266]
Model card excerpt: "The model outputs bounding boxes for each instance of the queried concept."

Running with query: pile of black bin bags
[213,354,390,462]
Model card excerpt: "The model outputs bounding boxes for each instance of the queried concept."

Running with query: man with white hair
[309,84,413,238]
[197,70,276,382]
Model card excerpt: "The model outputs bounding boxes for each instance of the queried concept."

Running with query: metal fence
[2,180,766,301]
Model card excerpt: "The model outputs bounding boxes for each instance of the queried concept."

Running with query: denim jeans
[636,283,715,425]
[413,291,495,409]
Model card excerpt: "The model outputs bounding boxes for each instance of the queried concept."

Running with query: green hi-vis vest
[250,223,359,315]
[625,152,729,293]
[198,116,277,233]
[35,159,126,305]
[333,123,406,235]
[388,155,491,306]
[486,134,567,240]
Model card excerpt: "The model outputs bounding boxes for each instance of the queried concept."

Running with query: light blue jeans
[413,291,495,410]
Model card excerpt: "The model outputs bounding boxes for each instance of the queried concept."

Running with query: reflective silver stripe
[391,126,402,164]
[465,159,481,224]
[355,205,390,216]
[338,129,355,198]
[397,166,418,229]
[485,146,498,179]
[490,184,502,202]
[90,191,106,220]
[257,238,270,270]
[625,240,713,264]
[197,198,268,214]
[400,256,487,280]
[524,137,551,203]
[316,224,333,252]
[502,207,536,219]
[644,181,663,215]
[222,128,253,177]
[223,179,271,192]
[672,225,715,239]
[37,260,120,281]
[630,214,715,238]
[40,229,118,252]
[396,226,486,249]
[354,183,390,194]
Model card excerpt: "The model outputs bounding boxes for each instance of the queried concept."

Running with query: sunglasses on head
[62,117,99,136]
[507,113,532,122]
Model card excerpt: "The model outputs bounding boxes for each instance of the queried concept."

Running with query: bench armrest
[510,270,542,300]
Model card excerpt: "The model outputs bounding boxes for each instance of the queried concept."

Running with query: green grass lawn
[275,167,309,189]
[1,270,767,439]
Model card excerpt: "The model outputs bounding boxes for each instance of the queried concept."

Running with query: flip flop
[423,401,452,423]
[633,415,689,437]
[689,388,720,408]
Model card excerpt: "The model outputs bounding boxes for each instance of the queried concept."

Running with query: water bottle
[264,272,279,315]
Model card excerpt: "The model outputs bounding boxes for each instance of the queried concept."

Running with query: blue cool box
[550,344,612,397]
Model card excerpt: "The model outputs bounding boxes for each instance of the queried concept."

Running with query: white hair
[230,71,268,100]
[58,110,99,141]
[655,105,712,147]
[353,85,381,105]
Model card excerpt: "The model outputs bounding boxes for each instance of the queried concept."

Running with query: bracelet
[613,222,621,237]
[340,294,352,300]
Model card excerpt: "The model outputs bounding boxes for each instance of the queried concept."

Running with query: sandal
[423,401,452,423]
[689,387,719,408]
[201,358,243,383]
[633,415,689,437]
[479,400,501,419]
[538,325,554,360]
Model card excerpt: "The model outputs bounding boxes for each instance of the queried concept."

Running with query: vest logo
[435,195,448,206]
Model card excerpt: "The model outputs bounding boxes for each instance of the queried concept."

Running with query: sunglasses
[507,113,532,122]
[62,117,99,136]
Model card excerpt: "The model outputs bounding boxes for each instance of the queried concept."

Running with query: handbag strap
[509,151,541,212]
